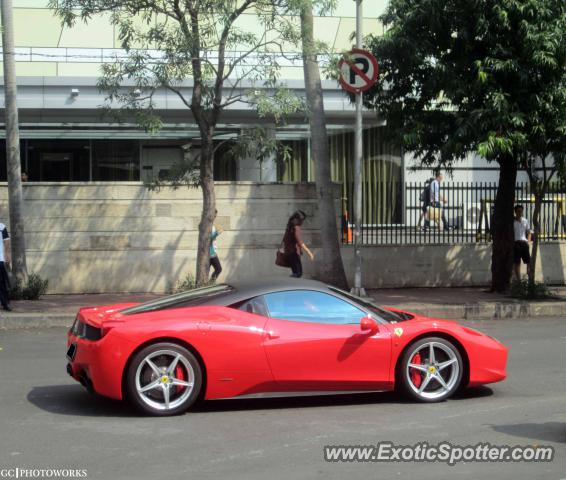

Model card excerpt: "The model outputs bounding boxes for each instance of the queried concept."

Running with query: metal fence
[341,182,566,245]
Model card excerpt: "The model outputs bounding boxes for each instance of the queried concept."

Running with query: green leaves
[365,0,566,167]
[251,86,305,123]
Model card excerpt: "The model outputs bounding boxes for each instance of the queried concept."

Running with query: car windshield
[328,287,404,323]
[120,284,234,315]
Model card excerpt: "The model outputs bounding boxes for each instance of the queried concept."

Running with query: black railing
[341,182,566,245]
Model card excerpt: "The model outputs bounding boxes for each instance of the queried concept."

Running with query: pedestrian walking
[416,177,433,230]
[0,222,12,311]
[209,215,223,282]
[428,171,448,230]
[513,204,531,281]
[282,210,314,278]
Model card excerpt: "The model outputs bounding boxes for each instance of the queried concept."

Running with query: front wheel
[397,337,463,402]
[125,342,202,416]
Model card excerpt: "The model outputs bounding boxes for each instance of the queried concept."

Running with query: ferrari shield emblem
[394,327,404,337]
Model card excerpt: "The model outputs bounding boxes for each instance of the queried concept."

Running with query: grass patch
[171,272,215,294]
[509,278,555,300]
[10,272,49,300]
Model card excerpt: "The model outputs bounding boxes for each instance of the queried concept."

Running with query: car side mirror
[360,316,379,334]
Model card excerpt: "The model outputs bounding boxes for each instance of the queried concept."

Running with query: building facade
[3,1,548,293]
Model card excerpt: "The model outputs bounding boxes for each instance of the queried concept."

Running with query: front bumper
[467,339,508,386]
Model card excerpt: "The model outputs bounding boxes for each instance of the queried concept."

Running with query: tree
[365,0,566,292]
[1,0,28,283]
[50,0,305,285]
[298,0,348,289]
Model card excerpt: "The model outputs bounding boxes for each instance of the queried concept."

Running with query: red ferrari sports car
[66,278,507,416]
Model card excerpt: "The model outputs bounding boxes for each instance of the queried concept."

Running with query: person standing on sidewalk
[0,222,12,311]
[209,212,223,282]
[282,210,315,278]
[513,204,531,281]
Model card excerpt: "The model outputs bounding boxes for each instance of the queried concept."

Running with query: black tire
[125,342,202,416]
[397,336,463,403]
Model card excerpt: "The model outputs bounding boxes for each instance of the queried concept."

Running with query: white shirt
[514,217,530,242]
[430,179,440,203]
[0,223,9,263]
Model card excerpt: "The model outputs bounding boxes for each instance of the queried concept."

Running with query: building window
[141,146,184,183]
[277,139,309,182]
[92,140,140,181]
[26,140,90,182]
[329,127,403,225]
[214,141,237,181]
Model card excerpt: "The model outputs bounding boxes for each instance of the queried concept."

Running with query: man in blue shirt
[0,222,12,311]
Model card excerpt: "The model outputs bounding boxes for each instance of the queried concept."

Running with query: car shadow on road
[194,386,494,413]
[27,385,140,418]
[452,386,494,400]
[491,422,566,444]
[27,384,494,417]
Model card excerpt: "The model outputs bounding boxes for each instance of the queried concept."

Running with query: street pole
[1,0,28,282]
[351,0,365,297]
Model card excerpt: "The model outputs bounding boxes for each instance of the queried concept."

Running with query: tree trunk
[528,189,542,288]
[300,1,348,289]
[1,0,28,283]
[490,156,517,292]
[195,132,216,286]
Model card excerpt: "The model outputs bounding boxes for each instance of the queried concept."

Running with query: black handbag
[275,242,289,268]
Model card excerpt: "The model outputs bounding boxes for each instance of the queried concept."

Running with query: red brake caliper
[175,365,185,393]
[410,353,422,388]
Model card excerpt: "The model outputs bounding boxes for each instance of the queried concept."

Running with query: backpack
[419,179,433,203]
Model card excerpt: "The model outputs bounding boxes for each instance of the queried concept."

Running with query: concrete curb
[395,301,566,320]
[0,300,565,329]
[0,313,75,330]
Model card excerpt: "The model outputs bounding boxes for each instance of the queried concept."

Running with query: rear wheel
[397,337,463,402]
[125,342,202,416]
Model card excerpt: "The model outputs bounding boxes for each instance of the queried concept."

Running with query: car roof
[120,277,341,315]
[209,277,335,306]
[228,277,332,296]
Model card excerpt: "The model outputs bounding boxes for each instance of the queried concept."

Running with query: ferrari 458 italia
[66,278,507,416]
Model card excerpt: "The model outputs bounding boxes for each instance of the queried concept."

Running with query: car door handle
[266,331,280,340]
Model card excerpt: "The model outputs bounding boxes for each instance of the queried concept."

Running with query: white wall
[342,243,566,287]
[404,152,531,184]
[0,182,334,293]
[1,182,564,293]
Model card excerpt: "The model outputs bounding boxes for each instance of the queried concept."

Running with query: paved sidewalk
[369,286,566,320]
[0,287,565,329]
[0,293,161,329]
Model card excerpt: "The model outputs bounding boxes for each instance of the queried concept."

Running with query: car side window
[237,296,269,317]
[263,290,365,325]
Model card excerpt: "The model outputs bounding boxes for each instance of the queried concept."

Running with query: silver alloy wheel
[405,341,460,400]
[134,349,195,411]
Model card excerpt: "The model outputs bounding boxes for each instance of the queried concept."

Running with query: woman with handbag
[278,210,314,278]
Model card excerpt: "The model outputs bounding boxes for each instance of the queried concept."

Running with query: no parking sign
[338,48,379,93]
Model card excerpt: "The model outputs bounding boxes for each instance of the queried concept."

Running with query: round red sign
[338,48,379,94]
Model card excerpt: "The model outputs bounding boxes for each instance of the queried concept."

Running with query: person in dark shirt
[282,210,314,278]
[0,222,12,311]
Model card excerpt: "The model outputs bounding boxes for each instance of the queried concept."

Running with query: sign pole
[336,5,377,297]
[352,0,366,297]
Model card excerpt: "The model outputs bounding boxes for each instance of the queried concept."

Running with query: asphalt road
[0,318,564,480]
